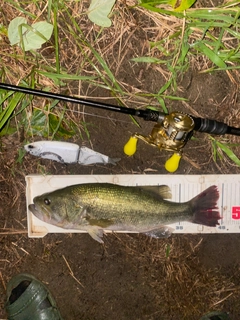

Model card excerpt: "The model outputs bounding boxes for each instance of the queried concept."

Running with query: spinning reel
[0,82,239,172]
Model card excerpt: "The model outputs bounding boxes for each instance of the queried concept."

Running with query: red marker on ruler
[232,207,240,220]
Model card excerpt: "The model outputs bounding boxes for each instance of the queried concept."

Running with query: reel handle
[164,153,182,173]
[124,136,138,156]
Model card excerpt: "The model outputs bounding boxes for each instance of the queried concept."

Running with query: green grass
[0,0,184,135]
[135,0,240,165]
[137,1,240,81]
[1,0,129,139]
[210,136,240,167]
[0,0,240,167]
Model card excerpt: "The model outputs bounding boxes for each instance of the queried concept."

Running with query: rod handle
[193,117,228,135]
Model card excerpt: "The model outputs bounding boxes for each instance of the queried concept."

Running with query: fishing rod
[0,82,240,172]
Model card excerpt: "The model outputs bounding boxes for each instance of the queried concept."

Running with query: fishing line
[57,108,134,124]
[1,82,239,136]
[1,82,240,172]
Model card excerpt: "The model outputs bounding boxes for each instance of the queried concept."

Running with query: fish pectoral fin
[144,226,175,239]
[88,227,104,244]
[139,185,172,199]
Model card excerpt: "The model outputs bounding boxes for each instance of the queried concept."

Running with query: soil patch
[1,1,240,320]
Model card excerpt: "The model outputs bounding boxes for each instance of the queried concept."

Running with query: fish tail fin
[190,185,221,227]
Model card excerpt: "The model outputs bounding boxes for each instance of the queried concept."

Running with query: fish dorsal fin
[139,185,172,199]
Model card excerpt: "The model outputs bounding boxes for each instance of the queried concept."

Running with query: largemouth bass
[29,183,220,243]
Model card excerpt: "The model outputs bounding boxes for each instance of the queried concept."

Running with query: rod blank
[0,83,161,121]
[0,82,240,136]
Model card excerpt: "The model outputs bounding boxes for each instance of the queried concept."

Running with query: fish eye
[28,145,34,149]
[44,198,51,205]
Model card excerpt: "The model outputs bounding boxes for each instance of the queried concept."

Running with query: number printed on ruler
[232,207,240,220]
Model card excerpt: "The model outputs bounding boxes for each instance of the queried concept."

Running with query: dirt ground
[1,1,240,320]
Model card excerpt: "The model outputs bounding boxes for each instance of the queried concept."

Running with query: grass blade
[37,71,96,81]
[216,140,240,166]
[0,92,24,130]
[192,42,227,68]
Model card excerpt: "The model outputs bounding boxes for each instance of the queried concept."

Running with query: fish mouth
[29,203,52,224]
[28,204,44,221]
[28,204,38,215]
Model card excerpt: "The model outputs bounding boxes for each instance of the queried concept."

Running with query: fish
[28,183,220,243]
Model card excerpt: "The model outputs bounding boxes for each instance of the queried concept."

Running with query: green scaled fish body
[29,183,220,243]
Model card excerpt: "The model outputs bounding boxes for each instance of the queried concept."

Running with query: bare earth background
[1,1,240,320]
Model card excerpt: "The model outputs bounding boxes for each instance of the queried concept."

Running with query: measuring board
[26,174,240,238]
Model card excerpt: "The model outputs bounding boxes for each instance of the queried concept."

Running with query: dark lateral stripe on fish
[87,218,114,228]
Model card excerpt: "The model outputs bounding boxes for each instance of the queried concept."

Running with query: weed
[136,1,240,84]
[0,0,240,168]
[210,136,240,166]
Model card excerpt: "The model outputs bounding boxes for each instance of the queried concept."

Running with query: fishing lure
[24,141,120,165]
[1,83,240,172]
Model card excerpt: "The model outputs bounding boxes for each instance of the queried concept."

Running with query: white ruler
[25,174,240,238]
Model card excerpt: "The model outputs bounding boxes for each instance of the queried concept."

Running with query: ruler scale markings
[26,174,240,237]
[221,183,224,226]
